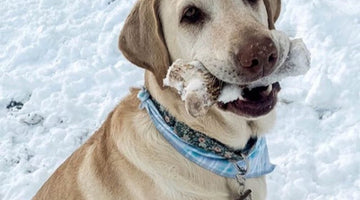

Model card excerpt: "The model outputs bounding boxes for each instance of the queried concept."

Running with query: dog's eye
[181,6,205,24]
[246,0,259,6]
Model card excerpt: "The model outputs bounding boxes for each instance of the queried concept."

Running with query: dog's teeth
[266,85,272,93]
[239,94,245,101]
[261,85,272,96]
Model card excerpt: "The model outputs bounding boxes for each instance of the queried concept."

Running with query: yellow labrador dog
[34,0,281,199]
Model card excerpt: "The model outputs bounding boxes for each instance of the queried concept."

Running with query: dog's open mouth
[217,82,281,118]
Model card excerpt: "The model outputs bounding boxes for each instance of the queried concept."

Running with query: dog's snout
[237,36,278,76]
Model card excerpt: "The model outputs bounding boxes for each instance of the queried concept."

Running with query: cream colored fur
[160,0,281,85]
[33,0,282,199]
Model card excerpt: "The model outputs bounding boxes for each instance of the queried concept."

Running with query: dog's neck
[145,71,276,149]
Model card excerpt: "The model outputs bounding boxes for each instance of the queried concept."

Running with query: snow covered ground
[0,0,359,199]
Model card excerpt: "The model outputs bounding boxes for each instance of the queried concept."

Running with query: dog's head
[119,0,281,120]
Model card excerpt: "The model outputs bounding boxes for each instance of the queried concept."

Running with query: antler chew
[164,35,311,117]
[163,59,222,117]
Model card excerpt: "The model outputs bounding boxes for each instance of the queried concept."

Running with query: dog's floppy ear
[119,0,170,86]
[264,0,281,29]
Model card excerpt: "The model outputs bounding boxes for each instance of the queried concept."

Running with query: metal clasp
[232,156,252,200]
[232,155,249,177]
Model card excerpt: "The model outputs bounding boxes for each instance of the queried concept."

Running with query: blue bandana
[138,88,275,179]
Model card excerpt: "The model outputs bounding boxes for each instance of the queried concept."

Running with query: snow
[184,78,204,96]
[0,0,359,199]
[218,84,244,103]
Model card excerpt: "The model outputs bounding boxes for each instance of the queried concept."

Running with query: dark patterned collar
[150,96,257,161]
